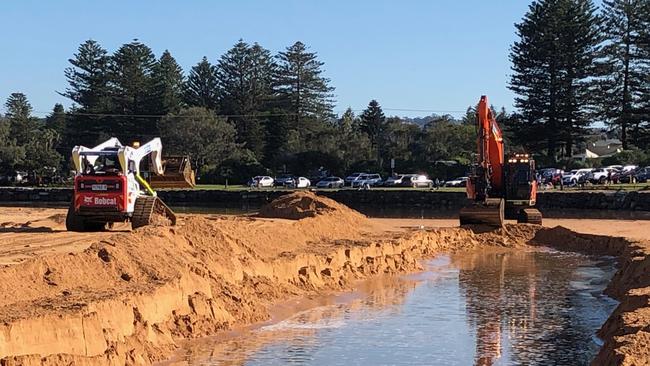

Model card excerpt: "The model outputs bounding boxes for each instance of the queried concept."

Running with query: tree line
[509,0,650,165]
[0,39,481,183]
[3,0,649,184]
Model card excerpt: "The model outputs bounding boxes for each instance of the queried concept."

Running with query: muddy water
[176,248,617,366]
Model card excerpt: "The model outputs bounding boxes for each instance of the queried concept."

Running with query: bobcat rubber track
[131,196,177,229]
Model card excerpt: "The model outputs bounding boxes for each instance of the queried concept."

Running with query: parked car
[635,167,650,183]
[286,176,311,188]
[315,176,344,188]
[539,168,564,186]
[445,177,468,187]
[406,174,434,188]
[383,174,415,187]
[561,169,592,186]
[274,174,295,187]
[345,172,366,186]
[605,165,624,172]
[587,167,618,184]
[612,167,638,183]
[248,176,274,188]
[351,173,383,188]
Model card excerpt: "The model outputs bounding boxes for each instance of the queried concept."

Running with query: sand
[0,192,647,365]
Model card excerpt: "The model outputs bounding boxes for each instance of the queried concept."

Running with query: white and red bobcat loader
[66,137,177,231]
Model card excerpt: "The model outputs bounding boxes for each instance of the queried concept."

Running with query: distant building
[573,139,623,161]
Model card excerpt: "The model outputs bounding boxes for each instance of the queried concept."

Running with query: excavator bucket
[459,198,504,227]
[149,156,196,189]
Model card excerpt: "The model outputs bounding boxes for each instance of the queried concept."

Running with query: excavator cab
[505,154,536,202]
[504,154,542,224]
[148,155,196,189]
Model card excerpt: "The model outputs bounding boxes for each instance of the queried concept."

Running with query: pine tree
[216,40,275,159]
[558,0,601,156]
[334,108,373,172]
[359,99,386,164]
[184,57,219,111]
[151,50,185,115]
[338,107,357,135]
[4,93,37,145]
[110,40,157,114]
[595,0,650,149]
[110,40,158,138]
[61,39,112,112]
[509,0,600,160]
[46,104,66,136]
[275,41,335,125]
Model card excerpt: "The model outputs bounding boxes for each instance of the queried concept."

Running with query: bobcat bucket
[149,156,196,189]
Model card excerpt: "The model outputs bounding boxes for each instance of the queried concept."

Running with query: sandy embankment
[0,192,648,365]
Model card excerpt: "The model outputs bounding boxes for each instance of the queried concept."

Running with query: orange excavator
[459,96,542,227]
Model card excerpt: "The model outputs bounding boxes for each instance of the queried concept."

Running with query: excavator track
[459,198,504,227]
[517,208,543,225]
[131,196,177,229]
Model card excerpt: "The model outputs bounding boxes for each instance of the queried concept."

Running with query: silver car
[316,176,344,188]
[344,172,366,186]
[352,173,382,188]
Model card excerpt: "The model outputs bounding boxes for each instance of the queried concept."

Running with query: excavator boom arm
[476,95,505,198]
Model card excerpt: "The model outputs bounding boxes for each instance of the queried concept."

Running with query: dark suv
[635,167,650,183]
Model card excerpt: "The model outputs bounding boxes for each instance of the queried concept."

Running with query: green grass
[184,184,467,192]
[552,183,650,192]
[193,184,248,191]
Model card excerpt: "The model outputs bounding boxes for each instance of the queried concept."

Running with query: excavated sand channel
[173,248,619,365]
[0,192,648,365]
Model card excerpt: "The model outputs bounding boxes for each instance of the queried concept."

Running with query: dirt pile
[258,191,365,222]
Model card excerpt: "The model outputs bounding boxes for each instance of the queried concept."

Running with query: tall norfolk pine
[216,40,276,160]
[595,0,650,149]
[509,0,601,161]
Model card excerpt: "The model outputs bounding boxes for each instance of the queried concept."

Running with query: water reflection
[176,249,617,366]
[455,249,618,366]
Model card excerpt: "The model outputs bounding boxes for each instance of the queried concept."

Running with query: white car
[344,172,366,186]
[588,168,617,184]
[407,174,434,188]
[622,165,638,172]
[445,177,468,187]
[288,176,311,188]
[316,176,344,188]
[383,174,414,187]
[606,165,623,171]
[562,168,592,185]
[249,176,274,188]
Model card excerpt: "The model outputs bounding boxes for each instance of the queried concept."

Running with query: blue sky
[0,0,533,118]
